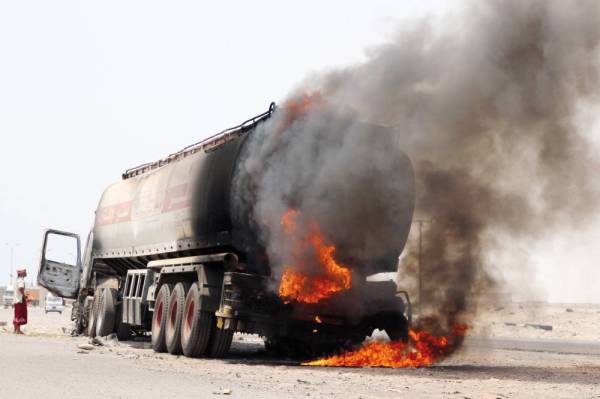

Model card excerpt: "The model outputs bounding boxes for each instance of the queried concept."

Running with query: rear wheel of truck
[151,283,173,352]
[384,313,409,343]
[207,317,234,358]
[180,282,213,358]
[96,288,117,337]
[115,303,132,341]
[264,337,318,359]
[87,289,102,337]
[264,337,297,357]
[165,282,190,355]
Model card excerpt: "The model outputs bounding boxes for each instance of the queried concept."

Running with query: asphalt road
[465,336,600,356]
[0,334,271,399]
[2,332,600,399]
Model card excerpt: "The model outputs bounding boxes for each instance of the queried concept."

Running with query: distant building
[25,286,48,307]
[0,286,6,303]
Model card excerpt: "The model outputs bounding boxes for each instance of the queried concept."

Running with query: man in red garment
[13,269,28,334]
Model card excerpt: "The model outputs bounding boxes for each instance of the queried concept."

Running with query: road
[466,336,600,356]
[1,331,600,399]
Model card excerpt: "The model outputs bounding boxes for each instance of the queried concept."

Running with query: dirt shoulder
[471,302,600,341]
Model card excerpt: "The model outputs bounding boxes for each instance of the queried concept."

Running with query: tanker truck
[37,103,415,358]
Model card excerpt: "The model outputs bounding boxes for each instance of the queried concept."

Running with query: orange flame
[281,208,299,234]
[282,92,323,118]
[304,325,467,368]
[278,209,352,304]
[272,92,324,139]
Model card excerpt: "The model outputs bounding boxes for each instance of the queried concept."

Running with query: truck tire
[264,337,293,357]
[264,336,312,358]
[384,313,409,343]
[180,283,213,358]
[207,317,234,358]
[165,282,190,355]
[115,304,132,341]
[96,288,117,337]
[87,290,102,337]
[152,284,173,352]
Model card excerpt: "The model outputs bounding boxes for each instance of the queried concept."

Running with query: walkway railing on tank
[122,102,276,180]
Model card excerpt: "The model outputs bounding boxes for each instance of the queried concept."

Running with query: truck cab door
[38,229,82,299]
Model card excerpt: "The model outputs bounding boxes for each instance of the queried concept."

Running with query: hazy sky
[0,1,455,284]
[1,1,598,302]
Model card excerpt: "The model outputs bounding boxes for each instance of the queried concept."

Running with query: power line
[4,242,22,287]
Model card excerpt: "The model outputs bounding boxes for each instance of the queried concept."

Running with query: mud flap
[197,266,223,313]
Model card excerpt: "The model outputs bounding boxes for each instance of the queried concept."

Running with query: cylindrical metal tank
[91,111,415,276]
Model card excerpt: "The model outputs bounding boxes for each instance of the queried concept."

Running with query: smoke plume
[234,0,600,335]
[233,103,415,284]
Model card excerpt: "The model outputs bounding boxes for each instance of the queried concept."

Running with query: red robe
[13,300,27,326]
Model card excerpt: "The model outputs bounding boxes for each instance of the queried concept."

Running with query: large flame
[282,92,322,120]
[273,92,324,138]
[305,325,467,368]
[278,209,352,304]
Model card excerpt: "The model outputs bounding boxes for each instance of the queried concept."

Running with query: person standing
[13,269,27,334]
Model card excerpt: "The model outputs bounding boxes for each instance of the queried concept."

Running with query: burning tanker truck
[37,100,415,358]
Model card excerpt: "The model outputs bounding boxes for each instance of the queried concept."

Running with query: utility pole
[5,242,21,287]
[412,219,431,314]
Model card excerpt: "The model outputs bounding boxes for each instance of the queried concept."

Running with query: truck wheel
[165,282,190,355]
[384,313,409,343]
[264,337,313,358]
[264,337,292,357]
[207,317,234,358]
[96,288,117,337]
[87,290,102,337]
[181,282,213,358]
[152,284,173,352]
[115,304,132,341]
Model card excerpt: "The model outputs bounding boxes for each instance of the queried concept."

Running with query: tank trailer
[38,103,414,358]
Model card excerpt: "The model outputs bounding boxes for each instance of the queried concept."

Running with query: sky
[0,1,598,302]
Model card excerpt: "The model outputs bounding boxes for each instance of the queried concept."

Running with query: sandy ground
[1,304,600,398]
[3,302,599,340]
[471,302,600,341]
[0,304,72,336]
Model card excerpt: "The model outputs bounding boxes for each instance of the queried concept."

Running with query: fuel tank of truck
[91,107,415,276]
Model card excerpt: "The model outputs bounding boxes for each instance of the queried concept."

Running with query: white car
[45,295,65,314]
[3,289,14,309]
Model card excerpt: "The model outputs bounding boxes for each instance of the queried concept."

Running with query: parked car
[3,288,14,309]
[45,294,65,314]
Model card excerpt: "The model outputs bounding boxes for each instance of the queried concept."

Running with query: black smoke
[234,0,600,335]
